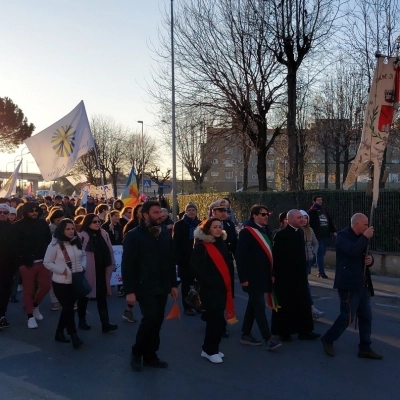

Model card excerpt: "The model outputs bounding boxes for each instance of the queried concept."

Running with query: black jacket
[221,219,237,258]
[308,205,336,239]
[14,203,52,267]
[334,226,374,295]
[190,228,231,312]
[0,220,18,274]
[236,220,273,293]
[172,216,200,278]
[102,221,123,245]
[273,225,310,309]
[122,222,177,296]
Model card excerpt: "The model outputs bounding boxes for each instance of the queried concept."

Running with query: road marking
[314,296,333,301]
[375,303,400,309]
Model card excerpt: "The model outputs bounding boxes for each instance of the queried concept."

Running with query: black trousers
[202,309,225,355]
[241,289,271,341]
[0,271,14,317]
[77,267,108,324]
[132,295,168,361]
[52,282,78,335]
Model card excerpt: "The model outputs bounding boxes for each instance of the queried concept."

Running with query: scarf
[85,228,111,269]
[202,242,238,325]
[183,214,199,239]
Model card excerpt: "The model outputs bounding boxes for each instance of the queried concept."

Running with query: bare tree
[151,0,286,190]
[148,166,171,196]
[257,0,343,190]
[124,132,157,189]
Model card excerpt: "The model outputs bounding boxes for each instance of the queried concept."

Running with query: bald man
[271,209,320,341]
[321,213,382,359]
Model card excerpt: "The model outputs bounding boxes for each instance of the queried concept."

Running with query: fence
[174,190,400,253]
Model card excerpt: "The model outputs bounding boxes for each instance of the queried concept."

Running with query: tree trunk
[287,69,299,191]
[324,146,329,189]
[256,121,267,191]
[335,143,341,190]
[343,147,350,185]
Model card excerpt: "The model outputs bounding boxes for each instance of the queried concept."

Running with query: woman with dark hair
[47,208,65,236]
[95,204,109,223]
[102,210,123,245]
[77,213,118,333]
[122,203,143,238]
[113,199,124,212]
[74,215,85,232]
[39,204,49,220]
[119,207,133,231]
[43,219,84,348]
[190,217,237,364]
[75,207,87,216]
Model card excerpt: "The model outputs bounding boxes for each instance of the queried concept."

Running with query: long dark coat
[271,225,313,336]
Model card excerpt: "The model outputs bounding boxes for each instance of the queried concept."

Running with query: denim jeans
[317,239,327,275]
[322,289,372,351]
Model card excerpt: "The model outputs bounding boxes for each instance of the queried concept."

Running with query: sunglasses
[258,212,269,217]
[0,211,9,215]
[91,220,101,224]
[29,209,39,213]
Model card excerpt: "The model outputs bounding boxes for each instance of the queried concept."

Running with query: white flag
[0,160,23,197]
[24,101,95,181]
[66,174,88,188]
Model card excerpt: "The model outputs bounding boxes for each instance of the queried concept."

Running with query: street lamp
[137,121,145,196]
[171,0,177,220]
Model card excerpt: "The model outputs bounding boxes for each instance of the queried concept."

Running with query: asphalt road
[0,280,399,400]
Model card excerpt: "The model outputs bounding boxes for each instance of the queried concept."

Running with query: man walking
[321,213,382,359]
[173,203,200,316]
[0,204,17,329]
[122,201,178,371]
[14,202,52,329]
[308,195,337,278]
[236,204,281,351]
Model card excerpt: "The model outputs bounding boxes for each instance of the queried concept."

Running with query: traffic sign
[143,179,151,187]
[158,184,170,189]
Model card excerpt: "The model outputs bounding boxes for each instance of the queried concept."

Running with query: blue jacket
[334,227,374,295]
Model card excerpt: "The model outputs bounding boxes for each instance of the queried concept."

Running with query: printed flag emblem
[51,125,76,157]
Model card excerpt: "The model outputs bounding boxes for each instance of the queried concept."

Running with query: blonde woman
[300,210,325,320]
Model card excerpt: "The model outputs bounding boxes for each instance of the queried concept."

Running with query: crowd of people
[0,193,382,372]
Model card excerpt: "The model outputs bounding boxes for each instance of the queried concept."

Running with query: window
[237,158,243,163]
[211,146,218,153]
[225,171,233,179]
[225,148,233,154]
[211,172,219,177]
[252,162,257,167]
[212,159,218,164]
[204,177,208,181]
[252,174,257,180]
[225,159,233,167]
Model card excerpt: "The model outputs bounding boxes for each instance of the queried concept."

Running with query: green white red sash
[244,226,280,312]
[203,242,238,325]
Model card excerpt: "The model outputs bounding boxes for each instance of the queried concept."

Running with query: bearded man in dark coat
[271,209,320,341]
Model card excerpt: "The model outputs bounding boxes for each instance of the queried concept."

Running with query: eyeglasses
[216,209,228,212]
[258,213,269,217]
[0,211,9,215]
[29,209,39,213]
[91,220,101,224]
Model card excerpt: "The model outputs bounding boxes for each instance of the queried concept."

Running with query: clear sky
[0,0,169,175]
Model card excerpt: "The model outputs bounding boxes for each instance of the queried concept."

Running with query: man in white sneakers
[14,202,52,328]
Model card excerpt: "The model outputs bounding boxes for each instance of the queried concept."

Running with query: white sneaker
[27,317,38,329]
[312,309,325,320]
[219,352,224,358]
[201,350,223,363]
[33,307,43,321]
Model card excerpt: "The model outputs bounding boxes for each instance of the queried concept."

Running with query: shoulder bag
[59,242,92,298]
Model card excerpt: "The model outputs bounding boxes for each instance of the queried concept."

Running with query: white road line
[375,303,400,309]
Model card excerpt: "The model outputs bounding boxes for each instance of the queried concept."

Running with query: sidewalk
[309,267,400,299]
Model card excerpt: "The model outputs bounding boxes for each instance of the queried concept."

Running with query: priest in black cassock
[271,209,320,341]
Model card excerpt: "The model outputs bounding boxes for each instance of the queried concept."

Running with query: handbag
[59,242,92,297]
[185,284,202,310]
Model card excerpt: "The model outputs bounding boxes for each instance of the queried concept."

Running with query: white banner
[0,159,23,197]
[24,101,95,181]
[110,245,123,286]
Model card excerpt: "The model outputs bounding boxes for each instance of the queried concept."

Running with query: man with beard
[14,202,52,329]
[173,203,200,316]
[0,204,17,329]
[122,201,178,372]
[271,209,320,341]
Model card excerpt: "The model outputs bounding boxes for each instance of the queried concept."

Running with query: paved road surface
[0,276,399,400]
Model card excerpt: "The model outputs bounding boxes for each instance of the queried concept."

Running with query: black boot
[71,333,83,349]
[99,308,118,333]
[55,329,71,343]
[78,317,91,330]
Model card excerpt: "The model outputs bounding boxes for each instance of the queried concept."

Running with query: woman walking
[122,204,143,238]
[300,210,324,320]
[43,219,84,349]
[191,218,237,364]
[77,214,118,333]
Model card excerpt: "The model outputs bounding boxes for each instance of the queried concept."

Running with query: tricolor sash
[203,242,238,325]
[245,226,280,312]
